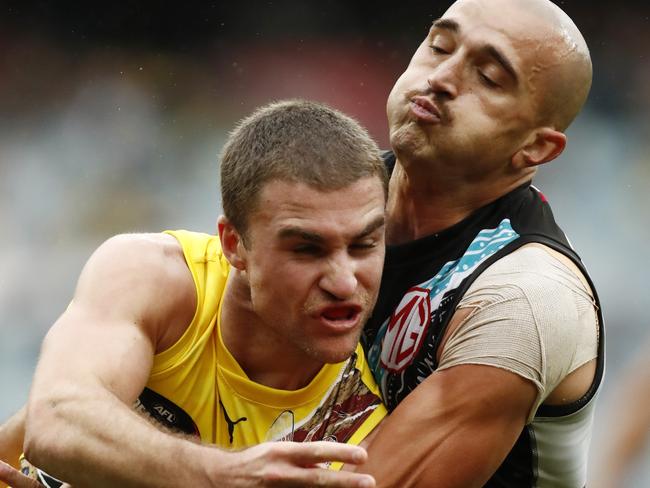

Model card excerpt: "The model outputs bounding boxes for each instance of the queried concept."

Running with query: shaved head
[386,0,593,186]
[447,0,592,130]
[526,0,592,130]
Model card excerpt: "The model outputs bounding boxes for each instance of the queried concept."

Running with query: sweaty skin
[485,0,592,129]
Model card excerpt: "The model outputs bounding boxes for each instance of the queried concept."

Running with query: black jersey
[363,151,604,487]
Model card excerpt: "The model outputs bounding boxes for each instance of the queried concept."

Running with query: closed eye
[429,44,450,55]
[479,71,499,88]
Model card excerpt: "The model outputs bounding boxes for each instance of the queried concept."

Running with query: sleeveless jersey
[146,230,386,453]
[21,230,386,487]
[364,152,604,488]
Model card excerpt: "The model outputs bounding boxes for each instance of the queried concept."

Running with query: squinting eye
[350,242,377,252]
[293,245,321,255]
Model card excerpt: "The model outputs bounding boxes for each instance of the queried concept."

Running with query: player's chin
[311,335,361,365]
[390,122,427,156]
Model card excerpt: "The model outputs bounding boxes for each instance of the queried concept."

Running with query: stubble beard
[299,295,373,365]
[391,120,442,169]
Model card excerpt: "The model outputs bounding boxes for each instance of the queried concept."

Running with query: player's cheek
[360,256,384,292]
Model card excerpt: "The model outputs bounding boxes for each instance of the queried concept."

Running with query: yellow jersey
[20,230,386,486]
[142,230,386,453]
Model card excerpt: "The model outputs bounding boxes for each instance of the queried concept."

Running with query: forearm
[356,365,536,488]
[24,388,376,488]
[359,411,496,488]
[24,384,211,488]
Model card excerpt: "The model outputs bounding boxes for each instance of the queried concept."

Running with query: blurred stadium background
[1,0,648,485]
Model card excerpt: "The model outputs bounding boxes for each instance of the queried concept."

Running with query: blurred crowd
[0,1,648,485]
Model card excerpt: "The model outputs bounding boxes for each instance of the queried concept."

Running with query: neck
[386,158,534,245]
[220,273,323,391]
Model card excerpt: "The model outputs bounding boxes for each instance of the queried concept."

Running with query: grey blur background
[1,1,648,485]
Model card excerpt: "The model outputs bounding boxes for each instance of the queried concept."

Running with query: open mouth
[318,305,363,330]
[322,306,359,321]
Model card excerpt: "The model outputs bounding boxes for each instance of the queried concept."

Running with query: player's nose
[319,254,357,300]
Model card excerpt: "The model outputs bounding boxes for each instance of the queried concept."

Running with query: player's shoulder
[79,232,191,301]
[460,243,597,326]
[75,233,196,343]
[100,231,182,254]
[92,232,184,270]
[479,243,590,294]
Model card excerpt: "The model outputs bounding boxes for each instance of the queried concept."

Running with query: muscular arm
[360,363,536,488]
[22,234,375,488]
[358,246,599,487]
[23,234,208,487]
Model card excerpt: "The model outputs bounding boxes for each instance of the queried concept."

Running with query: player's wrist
[180,441,227,487]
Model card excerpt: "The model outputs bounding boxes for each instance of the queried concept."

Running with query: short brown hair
[220,100,387,238]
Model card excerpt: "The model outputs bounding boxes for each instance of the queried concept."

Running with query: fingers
[0,461,42,488]
[275,443,375,488]
[207,442,376,488]
[283,441,368,466]
[282,466,375,488]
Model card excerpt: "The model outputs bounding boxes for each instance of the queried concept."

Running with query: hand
[207,442,375,487]
[0,461,41,488]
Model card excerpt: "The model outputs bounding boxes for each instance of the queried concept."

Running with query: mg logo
[380,286,431,372]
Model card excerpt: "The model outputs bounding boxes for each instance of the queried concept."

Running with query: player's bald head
[447,0,592,131]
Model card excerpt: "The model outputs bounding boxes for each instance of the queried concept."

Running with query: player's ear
[217,215,247,270]
[512,127,566,169]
